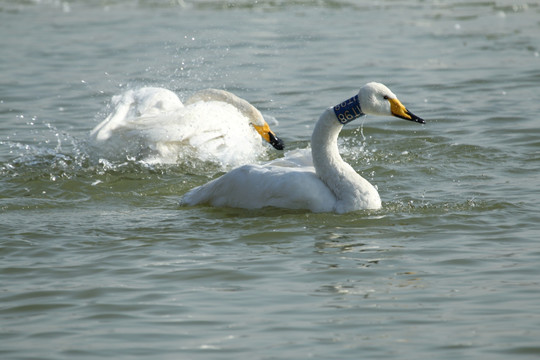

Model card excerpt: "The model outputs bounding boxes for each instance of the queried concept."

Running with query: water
[1,0,540,359]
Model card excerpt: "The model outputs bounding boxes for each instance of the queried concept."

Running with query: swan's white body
[89,87,282,166]
[180,82,424,213]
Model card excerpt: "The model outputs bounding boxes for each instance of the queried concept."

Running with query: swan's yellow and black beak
[388,98,425,124]
[253,123,285,150]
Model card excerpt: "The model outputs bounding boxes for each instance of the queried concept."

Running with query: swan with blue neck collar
[180,82,424,213]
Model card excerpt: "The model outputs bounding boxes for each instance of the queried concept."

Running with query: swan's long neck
[185,89,262,123]
[311,108,346,181]
[311,107,381,212]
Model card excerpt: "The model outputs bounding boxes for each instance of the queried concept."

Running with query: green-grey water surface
[1,1,540,359]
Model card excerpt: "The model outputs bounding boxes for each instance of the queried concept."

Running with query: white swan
[89,87,283,165]
[179,82,424,213]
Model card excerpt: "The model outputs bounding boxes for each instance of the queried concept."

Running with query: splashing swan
[180,82,425,213]
[89,87,283,165]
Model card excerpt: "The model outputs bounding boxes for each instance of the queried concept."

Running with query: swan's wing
[90,87,184,141]
[127,87,184,116]
[180,164,336,212]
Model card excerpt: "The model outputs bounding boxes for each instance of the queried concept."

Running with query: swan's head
[252,121,285,150]
[359,82,425,124]
[244,108,283,150]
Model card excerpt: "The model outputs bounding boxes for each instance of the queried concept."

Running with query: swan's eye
[383,95,389,100]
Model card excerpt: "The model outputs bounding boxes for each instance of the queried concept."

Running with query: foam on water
[1,88,283,189]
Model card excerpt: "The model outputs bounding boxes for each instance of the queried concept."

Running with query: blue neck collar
[333,94,365,124]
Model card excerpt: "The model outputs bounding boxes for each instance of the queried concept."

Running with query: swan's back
[180,163,337,212]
